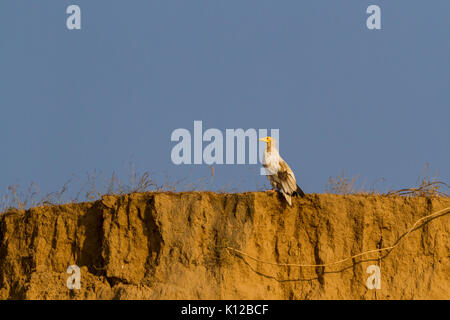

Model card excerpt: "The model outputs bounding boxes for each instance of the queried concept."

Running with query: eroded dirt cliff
[0,192,449,299]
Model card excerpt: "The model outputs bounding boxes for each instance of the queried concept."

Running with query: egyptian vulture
[260,136,305,206]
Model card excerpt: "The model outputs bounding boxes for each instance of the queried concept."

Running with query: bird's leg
[265,188,276,193]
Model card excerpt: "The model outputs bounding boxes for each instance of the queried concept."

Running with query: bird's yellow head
[259,136,273,143]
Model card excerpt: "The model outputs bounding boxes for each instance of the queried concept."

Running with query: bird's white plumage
[262,146,281,176]
[260,137,304,205]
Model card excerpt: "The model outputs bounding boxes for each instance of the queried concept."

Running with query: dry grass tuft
[326,164,448,197]
[325,170,369,195]
[386,163,448,197]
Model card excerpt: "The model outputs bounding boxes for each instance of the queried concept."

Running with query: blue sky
[1,1,449,199]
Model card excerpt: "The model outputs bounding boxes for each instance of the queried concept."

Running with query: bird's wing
[277,159,297,195]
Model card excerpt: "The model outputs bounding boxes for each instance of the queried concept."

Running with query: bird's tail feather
[294,185,306,198]
[282,192,292,206]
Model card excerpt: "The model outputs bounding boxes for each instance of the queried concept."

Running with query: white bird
[260,136,305,206]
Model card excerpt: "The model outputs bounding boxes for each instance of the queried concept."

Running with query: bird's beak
[259,137,267,142]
